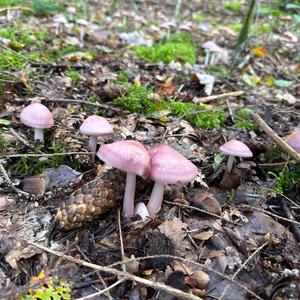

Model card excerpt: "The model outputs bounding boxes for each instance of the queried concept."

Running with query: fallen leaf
[251,46,267,58]
[158,217,188,251]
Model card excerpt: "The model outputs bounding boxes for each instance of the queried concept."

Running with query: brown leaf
[158,217,188,251]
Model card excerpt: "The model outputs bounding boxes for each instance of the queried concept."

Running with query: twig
[8,128,31,146]
[240,205,300,226]
[30,63,87,69]
[25,241,202,300]
[0,160,29,196]
[193,91,244,104]
[0,152,91,159]
[251,112,300,161]
[74,279,124,300]
[280,201,300,243]
[117,209,126,272]
[219,242,268,300]
[164,200,236,224]
[41,98,122,113]
[108,255,263,300]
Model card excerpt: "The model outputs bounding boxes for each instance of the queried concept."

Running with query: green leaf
[285,4,300,10]
[242,74,255,87]
[274,80,293,88]
[0,119,11,126]
[293,14,300,23]
[213,153,224,171]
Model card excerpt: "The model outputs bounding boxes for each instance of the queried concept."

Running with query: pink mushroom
[80,115,113,155]
[20,103,54,142]
[219,140,253,174]
[147,144,198,217]
[286,130,300,154]
[97,140,150,218]
[202,41,224,65]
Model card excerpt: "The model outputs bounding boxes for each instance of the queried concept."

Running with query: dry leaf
[158,217,188,251]
[251,46,267,58]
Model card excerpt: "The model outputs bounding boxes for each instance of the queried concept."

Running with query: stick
[219,242,267,300]
[117,209,126,272]
[25,241,202,300]
[41,98,122,113]
[193,91,244,104]
[108,255,263,300]
[74,279,124,300]
[251,112,300,161]
[0,152,91,159]
[0,160,29,196]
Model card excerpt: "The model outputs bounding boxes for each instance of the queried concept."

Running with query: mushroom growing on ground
[286,130,300,153]
[147,144,198,217]
[219,139,253,174]
[97,140,150,218]
[20,103,54,142]
[80,115,113,155]
[202,41,227,66]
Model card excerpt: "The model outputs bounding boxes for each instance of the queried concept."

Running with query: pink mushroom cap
[287,130,300,153]
[149,144,198,184]
[20,103,54,129]
[80,115,113,137]
[97,140,150,177]
[202,41,223,53]
[219,140,253,157]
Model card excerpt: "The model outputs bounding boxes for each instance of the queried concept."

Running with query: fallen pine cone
[55,167,125,230]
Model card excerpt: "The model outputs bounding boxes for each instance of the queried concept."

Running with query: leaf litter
[0,0,299,299]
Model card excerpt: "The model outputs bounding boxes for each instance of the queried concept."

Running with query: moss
[65,69,82,86]
[167,100,227,129]
[223,1,243,12]
[132,33,197,64]
[233,108,258,130]
[113,82,154,113]
[0,50,26,71]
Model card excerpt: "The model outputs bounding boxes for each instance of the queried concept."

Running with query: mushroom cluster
[20,103,259,222]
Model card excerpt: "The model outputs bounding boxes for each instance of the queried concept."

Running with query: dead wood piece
[193,91,244,104]
[251,112,300,161]
[55,168,125,230]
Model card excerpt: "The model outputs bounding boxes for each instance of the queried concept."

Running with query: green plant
[223,1,243,12]
[113,82,155,113]
[236,0,256,49]
[270,164,300,194]
[233,108,258,130]
[20,271,71,300]
[10,143,66,175]
[132,33,197,64]
[0,49,26,71]
[65,69,81,86]
[168,100,227,129]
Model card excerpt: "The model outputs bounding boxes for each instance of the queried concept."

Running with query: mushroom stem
[226,155,235,173]
[147,182,165,217]
[204,51,210,66]
[34,128,44,142]
[88,136,97,154]
[123,172,136,218]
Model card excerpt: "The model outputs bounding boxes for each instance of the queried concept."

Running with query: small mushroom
[76,18,89,44]
[80,115,113,155]
[286,130,300,154]
[147,144,198,217]
[219,140,253,174]
[97,140,150,218]
[20,103,54,142]
[134,202,149,222]
[202,41,224,66]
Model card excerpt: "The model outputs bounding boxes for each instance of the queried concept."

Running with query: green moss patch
[132,33,197,64]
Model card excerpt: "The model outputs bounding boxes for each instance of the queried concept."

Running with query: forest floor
[0,0,299,299]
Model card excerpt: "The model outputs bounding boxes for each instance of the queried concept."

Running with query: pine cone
[55,167,126,230]
[52,127,92,165]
